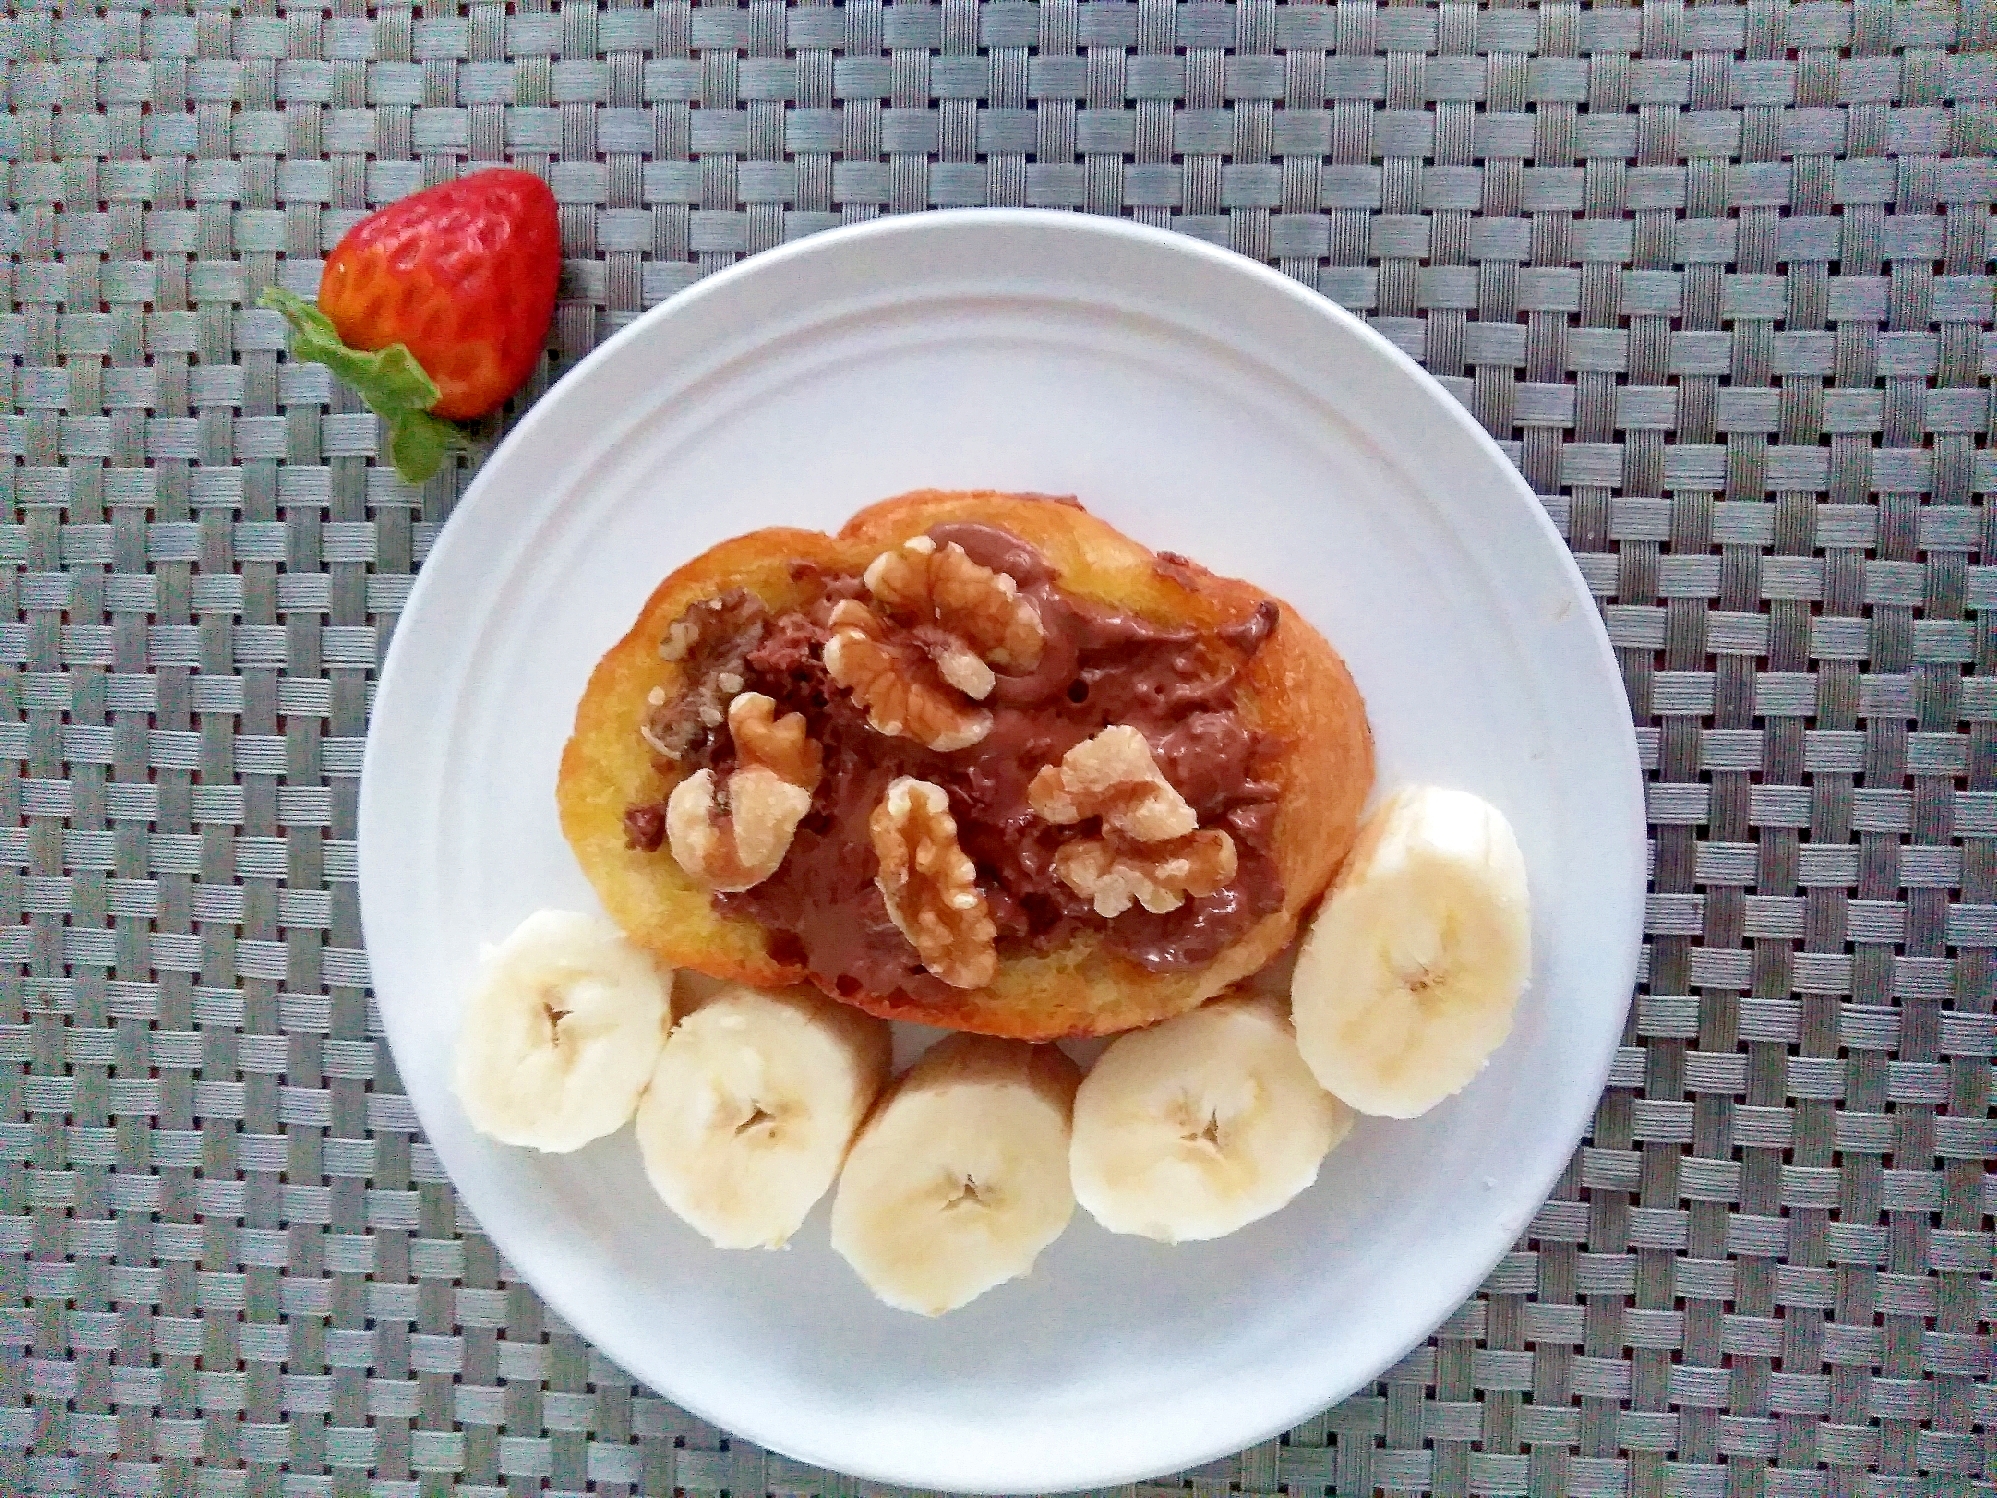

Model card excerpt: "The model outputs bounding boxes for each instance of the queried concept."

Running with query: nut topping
[646,589,770,761]
[869,777,998,989]
[823,600,993,752]
[727,691,824,793]
[1033,725,1241,917]
[822,535,1048,751]
[1028,725,1198,842]
[1054,829,1239,917]
[911,623,996,701]
[665,694,820,892]
[864,535,1046,670]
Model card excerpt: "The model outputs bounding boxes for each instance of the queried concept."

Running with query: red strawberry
[263,169,561,483]
[321,170,560,419]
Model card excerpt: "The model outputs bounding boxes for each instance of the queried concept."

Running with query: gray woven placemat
[5,0,1995,1494]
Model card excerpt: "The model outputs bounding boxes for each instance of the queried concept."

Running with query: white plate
[360,209,1644,1494]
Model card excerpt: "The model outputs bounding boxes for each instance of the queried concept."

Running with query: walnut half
[1028,725,1198,842]
[1054,829,1238,917]
[870,777,998,989]
[665,693,820,891]
[823,600,993,752]
[864,535,1045,670]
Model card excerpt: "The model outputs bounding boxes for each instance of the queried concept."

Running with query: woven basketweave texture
[4,0,1995,1493]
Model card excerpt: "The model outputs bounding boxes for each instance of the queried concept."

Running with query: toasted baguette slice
[557,490,1373,1038]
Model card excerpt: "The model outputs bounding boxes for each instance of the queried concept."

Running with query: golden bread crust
[557,490,1373,1037]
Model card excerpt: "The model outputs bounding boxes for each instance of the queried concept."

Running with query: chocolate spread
[629,524,1285,1005]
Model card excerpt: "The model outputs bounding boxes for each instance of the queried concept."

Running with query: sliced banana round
[830,1035,1080,1316]
[452,909,673,1152]
[1070,994,1350,1243]
[1292,785,1531,1118]
[635,984,891,1249]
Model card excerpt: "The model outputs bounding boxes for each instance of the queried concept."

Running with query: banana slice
[635,984,891,1249]
[1291,786,1531,1118]
[1070,994,1351,1242]
[452,909,673,1151]
[830,1035,1080,1315]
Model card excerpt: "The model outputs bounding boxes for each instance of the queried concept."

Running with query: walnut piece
[1028,725,1199,841]
[1054,829,1238,917]
[1035,726,1242,917]
[864,535,1045,670]
[823,600,993,752]
[645,589,769,761]
[665,694,819,891]
[870,777,998,989]
[911,623,995,701]
[822,536,1048,749]
[728,691,823,792]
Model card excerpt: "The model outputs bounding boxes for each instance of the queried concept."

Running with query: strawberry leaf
[387,409,461,484]
[261,286,469,484]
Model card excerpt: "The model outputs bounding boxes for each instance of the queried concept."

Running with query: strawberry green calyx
[261,287,469,484]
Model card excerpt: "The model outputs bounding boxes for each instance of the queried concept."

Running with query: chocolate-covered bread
[557,490,1374,1038]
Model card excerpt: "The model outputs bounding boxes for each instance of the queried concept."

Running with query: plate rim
[360,207,1645,1492]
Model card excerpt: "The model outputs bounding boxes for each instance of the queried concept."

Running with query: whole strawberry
[263,169,560,483]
